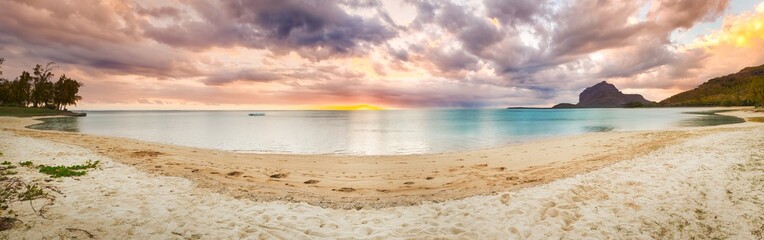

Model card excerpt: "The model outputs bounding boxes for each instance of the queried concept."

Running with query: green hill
[660,64,764,106]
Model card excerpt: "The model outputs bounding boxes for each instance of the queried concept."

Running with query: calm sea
[29,108,743,155]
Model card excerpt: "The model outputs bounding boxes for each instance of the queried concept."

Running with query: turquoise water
[29,108,743,155]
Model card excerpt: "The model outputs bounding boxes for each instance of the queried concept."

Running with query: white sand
[2,125,764,239]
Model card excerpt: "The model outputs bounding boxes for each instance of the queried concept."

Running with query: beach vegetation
[0,187,13,211]
[37,160,99,178]
[0,58,83,111]
[18,161,33,167]
[0,106,71,117]
[622,101,646,108]
[0,164,17,178]
[18,184,46,201]
[0,161,17,177]
[751,77,764,107]
[1,179,49,230]
[661,64,764,107]
[0,170,16,178]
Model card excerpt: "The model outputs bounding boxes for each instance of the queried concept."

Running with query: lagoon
[29,108,743,155]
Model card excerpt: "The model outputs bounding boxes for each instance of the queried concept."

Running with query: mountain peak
[553,81,653,108]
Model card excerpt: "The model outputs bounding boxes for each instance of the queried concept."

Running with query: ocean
[29,108,743,155]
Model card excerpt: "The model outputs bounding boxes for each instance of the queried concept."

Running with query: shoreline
[1,109,762,209]
[1,110,763,238]
[16,106,753,157]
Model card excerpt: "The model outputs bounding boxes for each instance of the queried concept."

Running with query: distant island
[552,81,653,108]
[509,63,764,109]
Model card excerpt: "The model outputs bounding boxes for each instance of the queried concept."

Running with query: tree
[0,79,8,106]
[0,58,6,105]
[30,62,56,108]
[7,72,33,106]
[751,77,764,107]
[0,59,83,108]
[53,74,83,110]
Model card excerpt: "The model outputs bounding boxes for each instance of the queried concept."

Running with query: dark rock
[552,103,577,108]
[552,81,653,108]
[577,81,652,107]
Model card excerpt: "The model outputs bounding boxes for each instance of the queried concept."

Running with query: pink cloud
[0,0,761,109]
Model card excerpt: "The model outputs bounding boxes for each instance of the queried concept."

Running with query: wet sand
[0,115,717,209]
[1,110,762,238]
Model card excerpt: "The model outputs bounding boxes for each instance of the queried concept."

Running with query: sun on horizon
[308,104,387,111]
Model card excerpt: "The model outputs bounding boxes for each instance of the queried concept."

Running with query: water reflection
[28,117,80,132]
[25,108,745,155]
[679,110,745,127]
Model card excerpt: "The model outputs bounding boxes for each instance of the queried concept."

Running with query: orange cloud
[687,3,764,49]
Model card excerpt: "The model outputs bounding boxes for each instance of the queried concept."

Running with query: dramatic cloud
[0,0,762,109]
[0,0,200,78]
[203,69,282,86]
[144,0,397,59]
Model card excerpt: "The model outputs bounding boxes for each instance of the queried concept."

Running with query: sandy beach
[0,116,712,209]
[1,110,763,238]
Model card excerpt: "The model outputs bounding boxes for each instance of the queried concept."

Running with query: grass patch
[1,179,50,229]
[18,161,33,167]
[17,184,46,201]
[37,160,99,178]
[0,161,17,178]
[0,106,73,117]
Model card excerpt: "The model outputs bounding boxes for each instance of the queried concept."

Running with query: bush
[18,184,45,201]
[37,160,99,178]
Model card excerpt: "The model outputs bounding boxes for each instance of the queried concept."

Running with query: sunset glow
[309,104,387,111]
[0,0,763,110]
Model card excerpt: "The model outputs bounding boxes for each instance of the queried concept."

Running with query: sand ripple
[1,126,763,239]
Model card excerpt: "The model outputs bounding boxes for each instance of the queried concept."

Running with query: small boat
[248,113,266,116]
[70,112,87,117]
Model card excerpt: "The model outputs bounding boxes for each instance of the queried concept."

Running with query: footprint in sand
[269,173,288,179]
[333,187,356,192]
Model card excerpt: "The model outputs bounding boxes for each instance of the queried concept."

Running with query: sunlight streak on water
[28,108,742,155]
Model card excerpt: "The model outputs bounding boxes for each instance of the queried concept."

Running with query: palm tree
[53,74,83,110]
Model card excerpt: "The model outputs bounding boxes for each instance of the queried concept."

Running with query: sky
[1,0,763,110]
